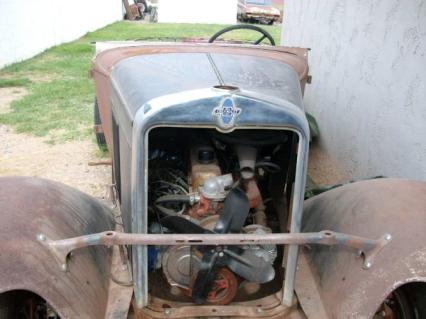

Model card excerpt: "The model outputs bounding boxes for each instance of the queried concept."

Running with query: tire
[375,283,426,319]
[150,7,158,22]
[137,3,146,14]
[0,291,61,318]
[0,294,18,318]
[403,283,426,318]
[94,98,106,148]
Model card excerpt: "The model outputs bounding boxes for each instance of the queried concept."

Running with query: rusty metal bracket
[37,230,392,272]
[93,124,104,134]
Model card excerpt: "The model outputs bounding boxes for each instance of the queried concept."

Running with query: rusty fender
[41,228,390,273]
[300,178,426,319]
[0,177,114,319]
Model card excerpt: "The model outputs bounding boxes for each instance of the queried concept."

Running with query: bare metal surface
[301,178,426,318]
[104,245,133,319]
[134,292,302,318]
[0,176,113,318]
[136,304,297,318]
[42,229,389,272]
[105,211,133,319]
[161,245,201,289]
[295,250,329,319]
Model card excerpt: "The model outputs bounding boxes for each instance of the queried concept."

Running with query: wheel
[139,3,146,12]
[0,293,18,318]
[149,7,158,22]
[135,1,146,20]
[0,291,60,319]
[375,283,426,319]
[208,24,276,46]
[94,98,106,148]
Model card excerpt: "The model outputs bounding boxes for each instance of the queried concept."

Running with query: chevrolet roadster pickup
[0,26,425,319]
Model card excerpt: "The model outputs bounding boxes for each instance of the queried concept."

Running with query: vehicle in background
[237,0,281,25]
[130,0,157,21]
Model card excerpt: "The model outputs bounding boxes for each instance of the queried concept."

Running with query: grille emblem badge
[212,97,241,129]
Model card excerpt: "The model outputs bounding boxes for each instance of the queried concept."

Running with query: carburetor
[189,145,233,218]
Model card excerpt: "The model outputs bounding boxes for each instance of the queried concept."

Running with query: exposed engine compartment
[147,128,294,305]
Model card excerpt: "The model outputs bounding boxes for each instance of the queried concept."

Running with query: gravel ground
[308,142,349,186]
[0,87,111,198]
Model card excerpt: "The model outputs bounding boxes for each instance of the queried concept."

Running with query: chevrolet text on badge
[212,97,242,129]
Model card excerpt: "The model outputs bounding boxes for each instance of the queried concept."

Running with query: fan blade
[161,215,214,254]
[191,250,220,304]
[161,215,211,234]
[224,249,275,284]
[214,187,250,234]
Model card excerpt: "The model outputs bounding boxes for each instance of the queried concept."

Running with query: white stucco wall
[0,0,123,68]
[158,0,237,24]
[282,0,426,181]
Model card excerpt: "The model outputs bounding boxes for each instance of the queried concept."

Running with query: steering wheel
[209,24,276,46]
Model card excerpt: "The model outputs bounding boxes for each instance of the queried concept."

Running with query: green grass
[0,77,31,88]
[84,21,281,42]
[0,22,281,143]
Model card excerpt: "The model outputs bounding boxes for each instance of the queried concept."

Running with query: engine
[147,129,289,305]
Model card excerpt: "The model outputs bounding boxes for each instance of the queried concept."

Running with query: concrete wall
[282,0,426,181]
[0,0,123,68]
[158,0,237,24]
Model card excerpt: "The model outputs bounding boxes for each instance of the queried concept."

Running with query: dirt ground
[0,87,111,198]
[308,142,349,186]
[0,87,346,199]
[0,87,27,114]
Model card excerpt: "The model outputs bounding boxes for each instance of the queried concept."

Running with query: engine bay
[147,128,295,305]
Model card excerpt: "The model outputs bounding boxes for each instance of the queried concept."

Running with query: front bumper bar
[39,230,391,272]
